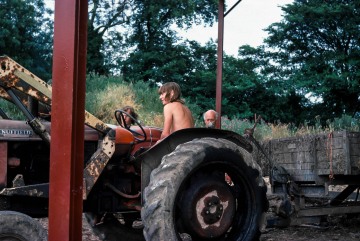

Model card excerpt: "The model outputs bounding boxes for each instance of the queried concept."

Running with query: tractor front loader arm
[0,56,111,135]
[0,56,52,106]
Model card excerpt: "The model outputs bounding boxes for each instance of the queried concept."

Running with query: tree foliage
[86,0,219,77]
[228,44,311,123]
[87,0,132,74]
[264,0,360,122]
[0,0,53,80]
[121,0,218,84]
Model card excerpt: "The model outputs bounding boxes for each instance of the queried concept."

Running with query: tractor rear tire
[142,137,268,241]
[0,211,47,241]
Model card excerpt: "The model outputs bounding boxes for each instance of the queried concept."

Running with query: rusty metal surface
[0,56,52,105]
[83,130,116,197]
[84,111,111,134]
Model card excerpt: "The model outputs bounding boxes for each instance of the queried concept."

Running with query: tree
[0,0,53,80]
[264,0,360,122]
[179,41,218,119]
[121,0,219,84]
[87,0,132,75]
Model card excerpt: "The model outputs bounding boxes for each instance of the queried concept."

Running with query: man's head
[203,110,218,128]
[121,106,138,126]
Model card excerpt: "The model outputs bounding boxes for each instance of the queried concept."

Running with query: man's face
[204,112,216,128]
[123,110,132,126]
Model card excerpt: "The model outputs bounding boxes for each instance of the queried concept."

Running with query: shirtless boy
[158,82,194,140]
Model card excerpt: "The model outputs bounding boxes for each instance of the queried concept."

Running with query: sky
[45,0,294,56]
[181,0,294,56]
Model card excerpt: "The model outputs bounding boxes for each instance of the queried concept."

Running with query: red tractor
[0,56,268,241]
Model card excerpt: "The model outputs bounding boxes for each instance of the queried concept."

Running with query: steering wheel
[114,109,147,142]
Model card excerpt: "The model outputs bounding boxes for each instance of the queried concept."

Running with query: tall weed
[221,116,272,140]
[86,77,164,126]
[221,114,360,141]
[89,83,140,124]
[131,81,163,127]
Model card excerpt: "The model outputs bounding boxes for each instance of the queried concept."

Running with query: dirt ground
[36,213,360,241]
[260,214,360,241]
[37,215,101,241]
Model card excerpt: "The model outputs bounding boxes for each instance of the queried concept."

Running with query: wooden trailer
[253,131,360,226]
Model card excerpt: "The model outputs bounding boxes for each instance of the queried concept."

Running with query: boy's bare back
[164,101,194,132]
[160,101,194,140]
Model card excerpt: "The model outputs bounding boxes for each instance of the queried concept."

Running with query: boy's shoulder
[164,101,183,112]
[165,101,182,107]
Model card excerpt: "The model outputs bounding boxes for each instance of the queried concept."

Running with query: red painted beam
[0,142,7,189]
[48,0,88,240]
[216,0,224,129]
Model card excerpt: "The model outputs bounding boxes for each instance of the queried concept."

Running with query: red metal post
[216,0,224,129]
[0,142,7,189]
[48,0,88,240]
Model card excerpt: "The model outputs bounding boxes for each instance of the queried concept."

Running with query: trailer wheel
[142,138,268,241]
[0,211,47,241]
[85,213,145,241]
